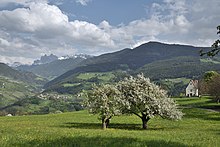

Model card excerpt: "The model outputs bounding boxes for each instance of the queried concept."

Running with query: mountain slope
[137,56,220,80]
[79,41,201,69]
[0,76,36,109]
[45,42,207,89]
[0,63,47,85]
[0,63,82,115]
[17,55,92,79]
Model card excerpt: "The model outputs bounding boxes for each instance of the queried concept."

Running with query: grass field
[200,58,220,64]
[0,97,219,147]
[164,78,190,85]
[77,72,115,82]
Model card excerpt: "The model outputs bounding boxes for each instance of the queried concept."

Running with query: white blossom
[117,74,183,121]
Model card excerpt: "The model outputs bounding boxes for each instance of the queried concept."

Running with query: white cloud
[0,0,220,64]
[116,0,219,48]
[0,55,33,65]
[0,1,115,64]
[0,2,69,33]
[75,0,91,6]
[0,0,48,7]
[0,38,10,47]
[98,8,191,49]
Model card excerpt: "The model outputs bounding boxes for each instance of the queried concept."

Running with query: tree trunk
[102,116,111,130]
[105,118,110,128]
[217,97,219,104]
[102,118,106,130]
[141,116,150,129]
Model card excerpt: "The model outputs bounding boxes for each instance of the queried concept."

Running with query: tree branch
[132,112,142,118]
[200,25,220,57]
[159,114,166,119]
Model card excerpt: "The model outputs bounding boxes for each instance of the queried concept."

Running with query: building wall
[186,81,199,97]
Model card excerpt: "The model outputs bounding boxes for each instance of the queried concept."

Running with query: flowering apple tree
[117,74,183,129]
[83,84,121,129]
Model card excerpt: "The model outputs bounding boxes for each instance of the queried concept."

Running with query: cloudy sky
[0,0,219,64]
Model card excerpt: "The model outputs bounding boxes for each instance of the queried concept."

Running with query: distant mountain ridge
[58,54,92,60]
[17,54,93,79]
[9,62,23,68]
[33,54,58,65]
[69,41,202,71]
[44,41,210,89]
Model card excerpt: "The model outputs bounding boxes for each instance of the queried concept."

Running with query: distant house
[186,80,199,97]
[6,114,13,117]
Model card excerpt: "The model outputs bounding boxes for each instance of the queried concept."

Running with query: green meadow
[77,72,115,81]
[0,97,219,147]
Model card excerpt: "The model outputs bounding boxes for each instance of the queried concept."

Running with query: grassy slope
[164,78,190,85]
[76,72,115,82]
[44,42,205,90]
[0,77,36,108]
[0,63,47,85]
[45,57,220,95]
[0,97,219,147]
[137,56,220,80]
[45,72,115,94]
[0,92,83,115]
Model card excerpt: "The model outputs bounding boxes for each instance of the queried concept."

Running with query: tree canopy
[200,25,220,56]
[117,74,183,129]
[200,71,220,103]
[84,74,183,130]
[208,75,220,103]
[203,71,219,82]
[83,84,121,129]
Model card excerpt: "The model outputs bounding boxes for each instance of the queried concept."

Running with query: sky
[0,0,219,64]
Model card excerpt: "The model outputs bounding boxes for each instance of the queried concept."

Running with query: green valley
[1,42,220,116]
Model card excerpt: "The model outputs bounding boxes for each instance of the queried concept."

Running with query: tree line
[199,71,220,103]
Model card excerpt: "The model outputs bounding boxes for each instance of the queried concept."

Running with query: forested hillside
[43,42,219,95]
[0,63,47,85]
